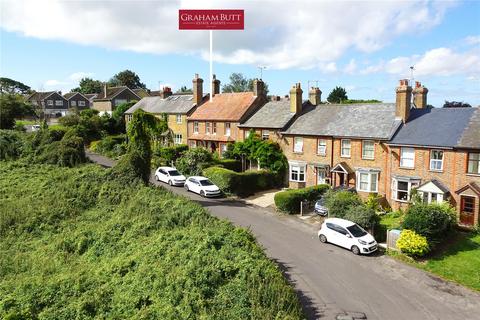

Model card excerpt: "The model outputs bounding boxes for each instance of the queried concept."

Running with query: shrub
[402,203,457,244]
[203,166,279,197]
[274,184,330,214]
[216,158,242,172]
[153,144,188,166]
[323,189,363,218]
[396,229,430,257]
[0,130,23,160]
[343,205,380,230]
[90,134,127,158]
[175,147,214,176]
[36,133,86,167]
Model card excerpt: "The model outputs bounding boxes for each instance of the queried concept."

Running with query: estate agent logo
[179,9,244,30]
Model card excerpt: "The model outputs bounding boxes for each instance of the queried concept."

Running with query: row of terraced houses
[124,74,480,228]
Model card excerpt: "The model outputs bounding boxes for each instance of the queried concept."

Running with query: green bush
[216,158,242,172]
[175,147,214,176]
[90,134,127,158]
[343,205,380,230]
[323,190,363,218]
[402,203,457,244]
[153,144,188,166]
[274,184,330,214]
[36,133,86,167]
[0,130,23,160]
[396,229,430,257]
[203,166,279,197]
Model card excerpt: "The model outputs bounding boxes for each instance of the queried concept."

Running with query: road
[87,152,480,320]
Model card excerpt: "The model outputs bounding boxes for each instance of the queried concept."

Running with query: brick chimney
[160,86,172,99]
[103,83,107,99]
[290,83,303,114]
[211,74,220,97]
[192,74,203,105]
[395,79,412,123]
[253,78,265,98]
[271,95,281,102]
[309,87,322,106]
[413,81,428,109]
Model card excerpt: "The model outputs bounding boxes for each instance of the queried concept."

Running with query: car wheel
[200,190,205,197]
[319,234,327,243]
[155,175,159,181]
[168,180,173,186]
[351,245,360,255]
[184,184,189,192]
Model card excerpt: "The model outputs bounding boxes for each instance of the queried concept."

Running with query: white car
[154,167,186,186]
[184,176,221,197]
[317,218,377,255]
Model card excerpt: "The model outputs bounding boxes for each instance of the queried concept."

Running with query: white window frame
[420,191,444,204]
[244,130,250,139]
[429,150,444,171]
[289,164,306,182]
[468,153,480,174]
[176,114,182,124]
[212,122,217,135]
[317,139,327,156]
[400,147,415,168]
[71,100,77,107]
[78,100,86,107]
[47,100,53,106]
[193,121,199,134]
[206,122,211,134]
[225,122,231,136]
[55,100,63,106]
[341,139,351,158]
[126,114,133,122]
[174,134,182,145]
[362,140,375,160]
[262,130,270,140]
[220,143,228,158]
[356,171,378,193]
[317,168,327,184]
[293,137,303,153]
[392,178,420,202]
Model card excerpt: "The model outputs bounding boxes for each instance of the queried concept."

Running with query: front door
[460,196,475,226]
[317,168,326,185]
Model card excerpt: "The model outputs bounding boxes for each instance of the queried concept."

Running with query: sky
[0,0,479,107]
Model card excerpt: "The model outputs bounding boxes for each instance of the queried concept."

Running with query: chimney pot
[413,81,428,109]
[192,74,203,105]
[396,79,412,123]
[211,74,220,97]
[309,86,322,106]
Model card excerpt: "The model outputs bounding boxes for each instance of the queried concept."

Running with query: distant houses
[26,91,68,116]
[92,84,141,115]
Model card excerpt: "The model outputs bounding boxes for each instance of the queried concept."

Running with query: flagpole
[210,30,213,102]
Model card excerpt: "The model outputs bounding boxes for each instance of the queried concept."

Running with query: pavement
[87,151,480,320]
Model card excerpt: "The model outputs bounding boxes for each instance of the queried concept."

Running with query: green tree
[175,147,214,176]
[0,94,35,129]
[222,73,269,95]
[0,77,31,94]
[109,70,146,89]
[443,101,472,108]
[176,86,193,93]
[112,101,136,133]
[327,86,348,103]
[70,77,103,94]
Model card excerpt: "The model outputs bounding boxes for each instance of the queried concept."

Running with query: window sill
[290,180,306,183]
[293,152,304,155]
[362,157,375,161]
[399,166,415,170]
[466,173,480,177]
[393,199,409,203]
[340,155,351,158]
[317,153,327,157]
[429,169,444,173]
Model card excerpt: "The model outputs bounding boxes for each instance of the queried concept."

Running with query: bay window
[392,178,420,202]
[317,139,327,156]
[430,150,444,171]
[294,137,303,153]
[362,140,375,160]
[467,153,480,174]
[400,147,415,168]
[290,164,305,182]
[341,139,351,157]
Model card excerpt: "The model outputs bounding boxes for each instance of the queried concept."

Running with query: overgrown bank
[0,161,304,319]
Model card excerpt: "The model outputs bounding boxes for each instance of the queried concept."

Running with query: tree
[327,86,348,103]
[0,77,31,94]
[109,70,146,89]
[176,86,193,93]
[221,73,269,95]
[0,94,35,129]
[112,101,136,133]
[443,101,472,108]
[70,78,103,94]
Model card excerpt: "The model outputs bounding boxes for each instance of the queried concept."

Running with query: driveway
[87,152,480,320]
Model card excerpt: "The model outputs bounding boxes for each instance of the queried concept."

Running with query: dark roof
[389,107,477,148]
[63,92,87,100]
[418,179,450,193]
[125,95,197,115]
[239,100,296,129]
[188,92,259,121]
[94,86,140,101]
[84,93,98,100]
[457,107,480,149]
[27,91,57,101]
[283,103,401,139]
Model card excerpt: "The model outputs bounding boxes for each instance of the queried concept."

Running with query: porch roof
[456,182,480,196]
[331,162,353,174]
[417,180,449,194]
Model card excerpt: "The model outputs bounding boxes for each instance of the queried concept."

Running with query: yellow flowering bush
[396,229,430,257]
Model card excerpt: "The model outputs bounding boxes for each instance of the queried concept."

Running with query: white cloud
[343,59,357,74]
[69,72,94,82]
[464,35,480,46]
[44,79,66,87]
[0,0,456,70]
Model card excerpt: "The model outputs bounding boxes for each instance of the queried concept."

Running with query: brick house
[280,83,401,201]
[187,74,267,156]
[63,92,90,110]
[26,91,69,116]
[386,80,480,227]
[124,86,204,146]
[92,84,140,115]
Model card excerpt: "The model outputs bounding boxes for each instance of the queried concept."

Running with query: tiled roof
[125,95,197,115]
[389,107,477,148]
[27,91,56,101]
[187,134,234,142]
[84,93,98,100]
[457,107,480,149]
[188,92,259,121]
[94,86,140,101]
[63,92,87,100]
[283,103,401,140]
[239,100,296,129]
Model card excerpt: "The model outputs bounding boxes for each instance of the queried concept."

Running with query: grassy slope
[0,161,303,319]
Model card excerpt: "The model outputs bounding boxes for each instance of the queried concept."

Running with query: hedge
[274,184,330,214]
[203,166,279,197]
[216,158,242,172]
[396,229,430,257]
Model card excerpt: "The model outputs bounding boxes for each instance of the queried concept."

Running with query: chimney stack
[309,87,322,106]
[413,81,428,109]
[160,86,172,99]
[253,78,265,98]
[290,83,303,114]
[192,74,203,105]
[103,83,107,99]
[211,74,220,97]
[395,79,412,123]
[271,95,281,102]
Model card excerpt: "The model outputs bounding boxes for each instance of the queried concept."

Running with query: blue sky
[1,0,479,107]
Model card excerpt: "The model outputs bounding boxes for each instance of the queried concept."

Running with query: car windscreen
[346,224,367,238]
[168,170,181,176]
[199,179,214,186]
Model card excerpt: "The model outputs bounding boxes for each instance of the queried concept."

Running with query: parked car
[184,176,221,197]
[314,197,328,216]
[31,124,41,132]
[317,218,377,255]
[154,167,186,186]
